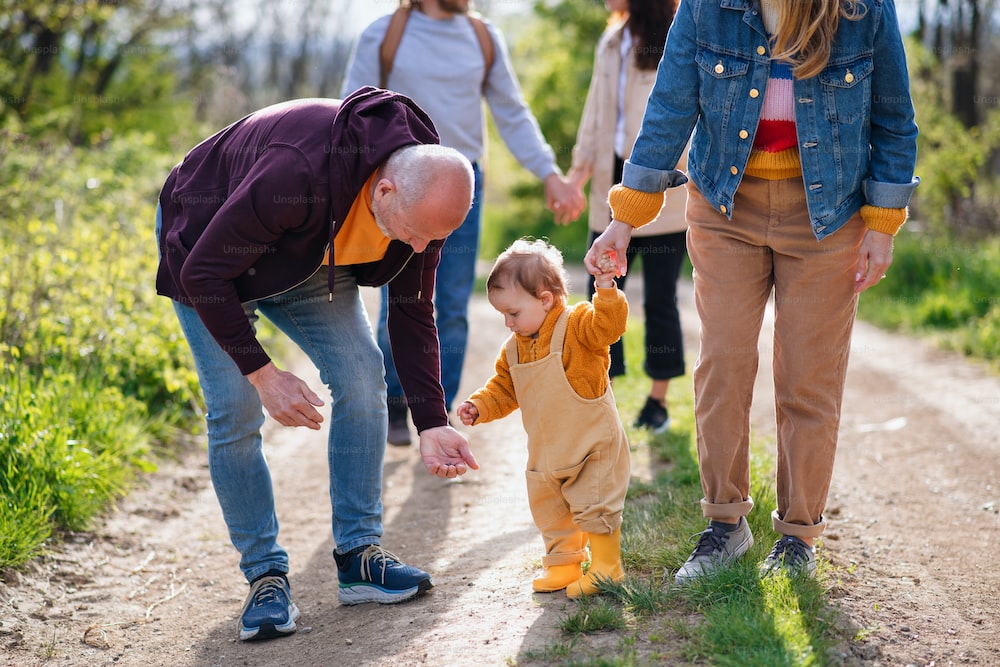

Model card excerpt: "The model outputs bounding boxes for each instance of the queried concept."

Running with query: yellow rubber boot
[532,563,583,592]
[566,529,624,598]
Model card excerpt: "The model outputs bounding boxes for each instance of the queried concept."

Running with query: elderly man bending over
[155,86,479,641]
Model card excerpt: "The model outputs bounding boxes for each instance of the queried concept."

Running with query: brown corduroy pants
[686,176,864,539]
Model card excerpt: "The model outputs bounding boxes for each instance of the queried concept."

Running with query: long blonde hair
[770,0,867,79]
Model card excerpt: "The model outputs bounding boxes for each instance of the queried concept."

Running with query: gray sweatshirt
[341,10,559,181]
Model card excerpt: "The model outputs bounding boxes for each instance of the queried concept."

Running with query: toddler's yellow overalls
[507,310,631,569]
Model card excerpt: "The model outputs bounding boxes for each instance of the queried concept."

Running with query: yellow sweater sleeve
[465,291,629,418]
[467,345,520,424]
[861,205,908,236]
[563,288,629,399]
[608,184,665,229]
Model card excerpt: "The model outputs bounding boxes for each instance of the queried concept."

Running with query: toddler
[457,238,630,597]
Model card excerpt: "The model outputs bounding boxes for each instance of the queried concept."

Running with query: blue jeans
[161,200,387,583]
[378,162,483,411]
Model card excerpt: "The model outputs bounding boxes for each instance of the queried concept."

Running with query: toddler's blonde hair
[486,238,569,301]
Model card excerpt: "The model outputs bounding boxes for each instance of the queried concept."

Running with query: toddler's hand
[596,250,618,274]
[594,250,618,288]
[456,401,479,426]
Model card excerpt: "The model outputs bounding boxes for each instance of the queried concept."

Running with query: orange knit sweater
[467,287,628,424]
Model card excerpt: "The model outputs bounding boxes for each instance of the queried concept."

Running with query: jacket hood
[328,86,440,229]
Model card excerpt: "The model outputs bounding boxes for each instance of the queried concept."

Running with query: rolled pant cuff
[542,550,588,567]
[771,509,826,539]
[577,513,622,536]
[700,496,754,522]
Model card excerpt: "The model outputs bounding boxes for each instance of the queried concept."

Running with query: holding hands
[585,219,633,278]
[593,249,619,289]
[544,173,586,225]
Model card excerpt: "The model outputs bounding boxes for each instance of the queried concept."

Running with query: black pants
[587,154,687,380]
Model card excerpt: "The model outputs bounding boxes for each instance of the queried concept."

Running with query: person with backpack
[341,0,585,446]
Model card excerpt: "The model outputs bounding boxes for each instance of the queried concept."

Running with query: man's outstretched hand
[419,425,480,478]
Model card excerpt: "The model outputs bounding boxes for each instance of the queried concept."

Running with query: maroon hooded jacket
[156,86,451,431]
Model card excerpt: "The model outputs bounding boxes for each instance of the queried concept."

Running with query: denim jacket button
[730,166,738,175]
[739,129,749,139]
[715,63,724,74]
[719,204,728,214]
[756,46,766,55]
[749,88,760,98]
[845,71,855,83]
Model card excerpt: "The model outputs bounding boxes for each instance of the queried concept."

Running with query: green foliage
[560,596,628,635]
[906,37,1000,236]
[0,129,200,569]
[858,230,1000,361]
[0,1,193,147]
[480,1,607,263]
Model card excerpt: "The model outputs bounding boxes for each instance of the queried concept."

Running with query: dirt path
[2,269,998,666]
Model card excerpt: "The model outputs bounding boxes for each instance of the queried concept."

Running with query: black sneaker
[634,396,671,433]
[239,574,300,641]
[335,545,432,605]
[760,535,817,578]
[387,397,411,446]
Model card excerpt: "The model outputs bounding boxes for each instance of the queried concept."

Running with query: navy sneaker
[239,574,300,641]
[335,545,432,605]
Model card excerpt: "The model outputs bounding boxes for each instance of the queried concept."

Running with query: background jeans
[378,162,483,412]
[170,266,388,583]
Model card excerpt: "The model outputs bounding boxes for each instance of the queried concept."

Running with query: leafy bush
[907,37,1000,237]
[0,129,200,568]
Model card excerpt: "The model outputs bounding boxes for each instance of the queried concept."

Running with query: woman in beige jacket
[568,0,687,432]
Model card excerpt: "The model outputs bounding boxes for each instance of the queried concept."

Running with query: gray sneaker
[674,518,754,584]
[760,535,816,578]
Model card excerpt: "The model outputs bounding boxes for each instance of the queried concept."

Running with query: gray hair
[383,144,474,209]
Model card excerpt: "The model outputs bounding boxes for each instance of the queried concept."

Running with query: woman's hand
[854,229,894,294]
[585,220,633,277]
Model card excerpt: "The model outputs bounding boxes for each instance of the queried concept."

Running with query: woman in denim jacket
[586,0,918,581]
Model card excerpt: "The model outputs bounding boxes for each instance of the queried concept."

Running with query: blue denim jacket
[624,0,919,240]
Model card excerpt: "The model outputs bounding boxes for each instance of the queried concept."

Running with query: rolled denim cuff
[861,176,920,209]
[621,161,689,192]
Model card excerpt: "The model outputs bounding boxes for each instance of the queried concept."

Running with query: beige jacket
[571,21,688,237]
